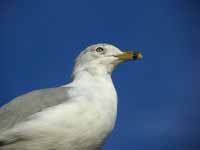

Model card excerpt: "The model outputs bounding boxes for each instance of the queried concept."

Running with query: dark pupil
[96,47,103,52]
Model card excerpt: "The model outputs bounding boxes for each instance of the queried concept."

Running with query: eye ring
[96,47,104,53]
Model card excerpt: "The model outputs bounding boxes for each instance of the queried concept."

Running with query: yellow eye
[96,47,104,53]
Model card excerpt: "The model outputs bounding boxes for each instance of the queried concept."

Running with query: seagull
[0,43,142,150]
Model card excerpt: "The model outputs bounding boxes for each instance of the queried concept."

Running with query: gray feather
[0,86,74,148]
[0,87,72,132]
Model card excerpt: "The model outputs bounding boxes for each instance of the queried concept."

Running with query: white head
[72,43,142,78]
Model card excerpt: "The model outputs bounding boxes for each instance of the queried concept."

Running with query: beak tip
[137,53,143,60]
[116,51,143,61]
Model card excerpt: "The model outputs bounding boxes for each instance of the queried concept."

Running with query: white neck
[62,65,118,146]
[72,64,112,81]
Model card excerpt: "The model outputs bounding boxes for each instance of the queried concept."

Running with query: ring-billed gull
[0,43,142,150]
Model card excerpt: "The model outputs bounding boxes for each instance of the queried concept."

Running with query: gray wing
[0,86,73,132]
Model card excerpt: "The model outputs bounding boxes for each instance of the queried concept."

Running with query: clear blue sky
[0,0,200,150]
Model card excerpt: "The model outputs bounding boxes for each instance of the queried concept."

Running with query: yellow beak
[115,51,143,61]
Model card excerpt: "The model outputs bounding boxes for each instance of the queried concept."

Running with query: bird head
[72,43,142,78]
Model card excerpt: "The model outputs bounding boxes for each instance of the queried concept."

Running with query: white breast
[22,75,118,150]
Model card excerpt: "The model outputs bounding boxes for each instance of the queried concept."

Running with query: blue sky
[0,0,200,150]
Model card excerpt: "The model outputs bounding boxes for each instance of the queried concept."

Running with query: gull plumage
[0,43,142,150]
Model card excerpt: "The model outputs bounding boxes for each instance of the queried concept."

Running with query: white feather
[0,43,124,150]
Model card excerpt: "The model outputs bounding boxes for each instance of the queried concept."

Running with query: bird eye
[96,47,104,53]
